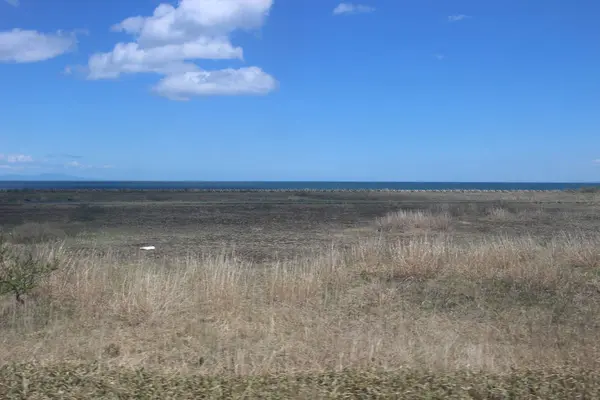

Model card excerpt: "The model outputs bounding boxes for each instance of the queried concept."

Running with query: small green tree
[0,237,59,304]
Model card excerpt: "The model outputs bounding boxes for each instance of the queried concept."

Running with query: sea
[0,181,598,191]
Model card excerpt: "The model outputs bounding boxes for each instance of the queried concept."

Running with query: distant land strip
[0,188,596,193]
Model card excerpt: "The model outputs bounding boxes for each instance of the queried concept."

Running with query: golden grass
[483,206,555,221]
[375,209,452,232]
[2,222,600,377]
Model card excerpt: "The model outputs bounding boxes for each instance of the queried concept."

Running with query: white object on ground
[140,246,156,250]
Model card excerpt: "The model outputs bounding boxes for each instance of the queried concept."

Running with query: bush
[0,237,59,304]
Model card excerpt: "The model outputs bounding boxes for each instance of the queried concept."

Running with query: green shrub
[0,238,59,304]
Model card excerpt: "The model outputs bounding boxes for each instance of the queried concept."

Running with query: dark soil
[1,190,598,262]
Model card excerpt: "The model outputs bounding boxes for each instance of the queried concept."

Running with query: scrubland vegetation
[1,190,600,398]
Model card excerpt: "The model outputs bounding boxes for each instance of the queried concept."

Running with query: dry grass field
[1,189,600,398]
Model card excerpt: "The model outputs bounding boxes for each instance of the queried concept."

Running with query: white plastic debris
[140,246,156,251]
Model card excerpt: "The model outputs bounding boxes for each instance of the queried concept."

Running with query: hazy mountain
[0,173,88,181]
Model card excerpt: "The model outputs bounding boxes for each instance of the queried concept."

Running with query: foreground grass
[2,233,600,372]
[2,364,600,399]
[2,209,600,396]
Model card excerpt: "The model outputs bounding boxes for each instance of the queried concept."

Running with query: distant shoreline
[0,188,598,193]
[0,181,599,192]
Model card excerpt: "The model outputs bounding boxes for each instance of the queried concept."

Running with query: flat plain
[1,189,600,398]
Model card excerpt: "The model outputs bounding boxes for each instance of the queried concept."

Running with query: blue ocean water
[0,181,598,191]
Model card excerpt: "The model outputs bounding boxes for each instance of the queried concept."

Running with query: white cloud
[88,37,243,79]
[110,0,272,45]
[593,159,600,165]
[448,14,471,22]
[154,66,277,100]
[434,53,445,60]
[333,3,375,15]
[0,153,33,163]
[0,29,77,63]
[4,0,19,7]
[86,0,277,99]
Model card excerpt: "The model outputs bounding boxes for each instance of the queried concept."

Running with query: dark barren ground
[1,190,599,262]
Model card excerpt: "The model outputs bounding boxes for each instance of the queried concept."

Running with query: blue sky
[0,0,599,182]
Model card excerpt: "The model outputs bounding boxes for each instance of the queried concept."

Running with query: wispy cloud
[4,0,19,7]
[64,160,114,170]
[448,14,471,22]
[8,154,33,163]
[45,153,83,160]
[65,161,85,168]
[1,153,32,172]
[434,54,445,61]
[1,153,113,173]
[333,3,375,15]
[0,164,24,171]
[0,153,33,163]
[593,159,600,165]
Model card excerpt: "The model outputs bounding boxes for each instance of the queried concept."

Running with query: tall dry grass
[1,216,600,375]
[375,209,452,232]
